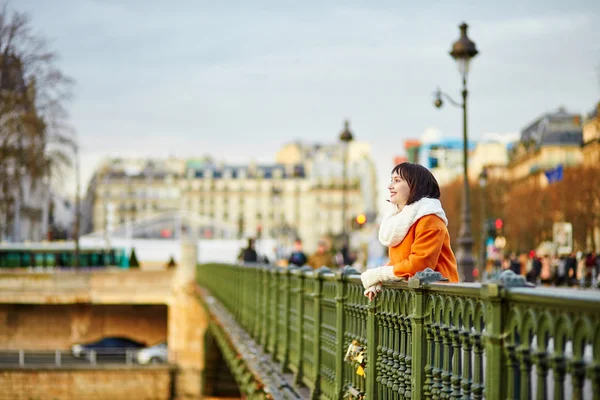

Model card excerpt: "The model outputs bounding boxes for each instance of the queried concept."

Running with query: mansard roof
[520,107,582,148]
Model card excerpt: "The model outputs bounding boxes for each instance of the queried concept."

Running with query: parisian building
[507,106,583,186]
[84,141,378,252]
[582,101,600,167]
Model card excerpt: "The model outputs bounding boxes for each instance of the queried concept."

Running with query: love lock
[344,385,365,399]
[344,340,366,377]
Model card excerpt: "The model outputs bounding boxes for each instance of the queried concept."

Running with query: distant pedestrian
[288,239,308,267]
[239,238,258,263]
[509,253,521,275]
[540,255,552,285]
[308,240,336,270]
[583,252,596,287]
[526,251,542,284]
[565,252,578,285]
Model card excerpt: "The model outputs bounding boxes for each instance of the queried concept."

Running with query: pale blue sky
[16,0,600,203]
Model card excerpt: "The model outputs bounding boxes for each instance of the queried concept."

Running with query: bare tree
[0,4,74,240]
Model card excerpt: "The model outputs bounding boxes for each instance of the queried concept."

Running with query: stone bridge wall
[0,269,174,304]
[0,367,174,400]
[0,304,167,350]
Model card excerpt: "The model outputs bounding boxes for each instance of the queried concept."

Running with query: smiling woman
[361,162,459,300]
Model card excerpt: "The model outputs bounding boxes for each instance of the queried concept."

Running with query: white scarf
[378,197,448,247]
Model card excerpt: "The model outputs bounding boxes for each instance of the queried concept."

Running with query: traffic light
[495,219,503,236]
[356,214,367,226]
[352,214,368,230]
[485,219,496,239]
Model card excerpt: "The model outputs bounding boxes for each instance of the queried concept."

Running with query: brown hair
[391,162,440,205]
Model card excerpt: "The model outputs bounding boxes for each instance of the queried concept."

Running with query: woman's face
[388,171,410,208]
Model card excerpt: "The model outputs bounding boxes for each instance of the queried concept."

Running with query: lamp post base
[455,235,475,282]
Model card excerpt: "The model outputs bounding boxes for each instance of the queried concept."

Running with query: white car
[137,342,168,365]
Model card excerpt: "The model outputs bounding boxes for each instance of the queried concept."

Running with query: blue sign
[544,164,564,184]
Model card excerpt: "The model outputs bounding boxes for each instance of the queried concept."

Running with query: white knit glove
[360,266,399,289]
[363,283,382,299]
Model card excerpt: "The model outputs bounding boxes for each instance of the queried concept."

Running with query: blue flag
[545,164,564,184]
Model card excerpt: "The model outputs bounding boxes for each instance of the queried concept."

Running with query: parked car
[71,337,145,362]
[137,341,168,365]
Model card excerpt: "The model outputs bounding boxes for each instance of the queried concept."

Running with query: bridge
[196,263,600,400]
[2,243,599,399]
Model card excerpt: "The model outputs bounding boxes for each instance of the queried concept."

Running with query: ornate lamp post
[478,167,488,280]
[433,22,479,281]
[339,120,354,241]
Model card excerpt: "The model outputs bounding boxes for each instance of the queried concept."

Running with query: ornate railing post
[280,267,292,372]
[335,266,357,399]
[293,266,312,386]
[311,266,330,399]
[408,277,425,398]
[366,286,378,399]
[252,265,265,343]
[240,265,247,331]
[482,282,504,400]
[254,265,261,339]
[408,268,448,400]
[269,266,279,355]
[258,265,267,344]
[486,270,534,400]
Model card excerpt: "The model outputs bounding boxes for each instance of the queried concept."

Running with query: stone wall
[0,304,167,349]
[0,367,173,400]
[0,269,174,304]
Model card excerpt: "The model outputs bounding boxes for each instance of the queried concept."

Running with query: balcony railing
[198,263,600,400]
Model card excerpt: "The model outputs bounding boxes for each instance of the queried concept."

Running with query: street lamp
[339,120,354,241]
[433,22,479,281]
[478,167,488,280]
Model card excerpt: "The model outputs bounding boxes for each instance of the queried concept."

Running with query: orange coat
[388,214,459,282]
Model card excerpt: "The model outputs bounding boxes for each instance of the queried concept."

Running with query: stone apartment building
[582,101,600,249]
[582,102,600,167]
[84,141,377,252]
[506,107,583,186]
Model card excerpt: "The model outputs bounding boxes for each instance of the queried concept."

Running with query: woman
[361,162,459,300]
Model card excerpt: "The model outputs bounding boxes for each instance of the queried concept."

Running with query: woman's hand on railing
[360,266,398,289]
[363,283,382,301]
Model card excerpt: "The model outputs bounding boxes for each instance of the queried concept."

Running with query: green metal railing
[198,263,600,400]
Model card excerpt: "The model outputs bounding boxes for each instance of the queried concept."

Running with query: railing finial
[495,269,535,288]
[315,266,332,275]
[409,268,449,287]
[338,265,359,278]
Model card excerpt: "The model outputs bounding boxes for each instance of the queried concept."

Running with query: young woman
[361,162,459,300]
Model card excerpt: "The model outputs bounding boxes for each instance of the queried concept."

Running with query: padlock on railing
[344,340,366,376]
[344,385,365,399]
